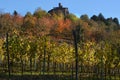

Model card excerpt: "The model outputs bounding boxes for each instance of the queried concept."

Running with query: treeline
[0,8,120,42]
[0,8,120,68]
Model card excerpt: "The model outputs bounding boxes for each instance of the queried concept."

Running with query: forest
[0,8,120,80]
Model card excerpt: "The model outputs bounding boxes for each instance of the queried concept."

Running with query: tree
[98,13,105,22]
[66,13,79,23]
[25,12,32,18]
[21,14,37,37]
[33,7,47,18]
[13,10,18,16]
[0,13,13,34]
[113,17,119,26]
[80,14,89,22]
[36,17,55,36]
[91,15,99,21]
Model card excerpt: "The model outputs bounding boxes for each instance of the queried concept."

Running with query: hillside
[0,8,120,42]
[0,6,120,80]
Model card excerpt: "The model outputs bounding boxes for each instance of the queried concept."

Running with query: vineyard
[0,8,120,80]
[0,32,120,80]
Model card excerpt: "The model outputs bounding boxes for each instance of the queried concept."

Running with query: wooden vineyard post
[6,32,11,79]
[43,37,46,80]
[73,30,79,80]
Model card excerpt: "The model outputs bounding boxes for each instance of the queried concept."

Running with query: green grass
[1,72,120,80]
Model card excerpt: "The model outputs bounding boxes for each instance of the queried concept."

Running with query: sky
[0,0,120,20]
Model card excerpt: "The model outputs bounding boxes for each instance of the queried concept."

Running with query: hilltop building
[48,3,69,16]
